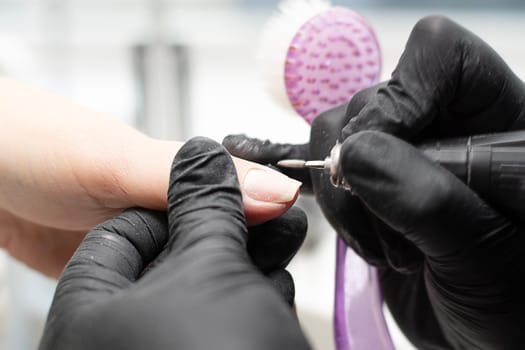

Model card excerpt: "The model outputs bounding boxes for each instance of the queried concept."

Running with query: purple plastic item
[284,7,381,124]
[281,6,393,349]
[334,239,395,350]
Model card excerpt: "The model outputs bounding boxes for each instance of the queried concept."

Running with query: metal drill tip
[277,159,307,168]
[304,160,326,169]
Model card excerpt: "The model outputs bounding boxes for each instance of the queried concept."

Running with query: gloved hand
[224,16,525,349]
[39,137,311,350]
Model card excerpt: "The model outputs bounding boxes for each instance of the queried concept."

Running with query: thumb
[165,136,251,257]
[339,130,512,258]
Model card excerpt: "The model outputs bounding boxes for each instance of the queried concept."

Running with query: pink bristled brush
[258,1,393,349]
[258,0,381,124]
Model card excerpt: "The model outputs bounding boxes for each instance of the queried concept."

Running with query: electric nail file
[278,131,525,221]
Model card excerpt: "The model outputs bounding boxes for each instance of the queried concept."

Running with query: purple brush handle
[334,239,395,350]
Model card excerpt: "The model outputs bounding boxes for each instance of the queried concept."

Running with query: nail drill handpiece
[277,130,525,221]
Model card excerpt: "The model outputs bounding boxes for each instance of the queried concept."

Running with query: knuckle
[311,101,351,133]
[345,130,389,156]
[351,129,384,142]
[346,83,384,116]
[284,206,308,235]
[413,15,456,41]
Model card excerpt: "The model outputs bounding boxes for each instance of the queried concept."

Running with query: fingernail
[243,168,301,203]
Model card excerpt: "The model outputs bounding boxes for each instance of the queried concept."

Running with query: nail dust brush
[257,0,381,124]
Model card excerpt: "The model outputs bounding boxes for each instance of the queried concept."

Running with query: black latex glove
[224,16,525,349]
[39,137,311,350]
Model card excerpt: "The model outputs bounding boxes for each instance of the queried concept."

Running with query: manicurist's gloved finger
[247,206,306,306]
[339,130,525,348]
[140,206,307,305]
[39,208,169,348]
[341,15,525,141]
[266,269,295,307]
[63,209,167,294]
[223,135,313,192]
[223,136,309,167]
[247,206,306,274]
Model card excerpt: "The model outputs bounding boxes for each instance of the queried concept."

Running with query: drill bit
[275,142,352,191]
[277,159,326,169]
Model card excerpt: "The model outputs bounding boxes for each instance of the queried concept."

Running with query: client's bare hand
[0,78,301,278]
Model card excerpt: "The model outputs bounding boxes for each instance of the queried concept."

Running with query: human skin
[0,78,301,277]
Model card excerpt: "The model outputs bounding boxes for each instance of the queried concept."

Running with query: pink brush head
[259,0,381,124]
[285,7,381,123]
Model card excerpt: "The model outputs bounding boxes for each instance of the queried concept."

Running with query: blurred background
[1,0,525,349]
